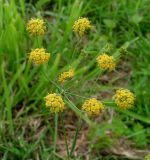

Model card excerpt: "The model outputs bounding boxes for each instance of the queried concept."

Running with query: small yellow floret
[115,88,135,109]
[29,48,50,65]
[73,17,92,36]
[82,98,104,116]
[45,93,65,113]
[27,18,46,36]
[58,69,74,84]
[96,53,116,71]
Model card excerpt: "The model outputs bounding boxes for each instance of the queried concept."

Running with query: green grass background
[0,0,150,159]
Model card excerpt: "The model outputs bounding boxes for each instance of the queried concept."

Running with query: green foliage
[132,123,147,147]
[0,0,150,159]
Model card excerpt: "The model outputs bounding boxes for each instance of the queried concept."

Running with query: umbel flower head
[114,88,135,109]
[73,17,92,37]
[58,69,74,84]
[27,18,46,36]
[29,48,50,65]
[45,93,65,113]
[82,98,104,116]
[96,53,116,71]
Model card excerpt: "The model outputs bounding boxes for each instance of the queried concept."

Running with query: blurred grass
[0,0,150,159]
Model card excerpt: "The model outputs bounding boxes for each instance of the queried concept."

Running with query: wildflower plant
[1,0,150,159]
[25,14,136,159]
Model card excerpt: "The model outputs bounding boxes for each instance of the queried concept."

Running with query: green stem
[53,152,65,160]
[69,120,83,157]
[61,114,70,159]
[33,36,42,48]
[104,101,150,124]
[53,113,58,155]
[41,70,64,93]
[70,38,82,62]
[25,60,31,77]
[64,96,94,126]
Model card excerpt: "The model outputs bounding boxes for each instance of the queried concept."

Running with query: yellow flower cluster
[58,69,75,84]
[96,53,116,71]
[27,18,46,36]
[115,88,135,109]
[45,93,65,113]
[73,17,92,37]
[29,48,50,65]
[82,98,104,116]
